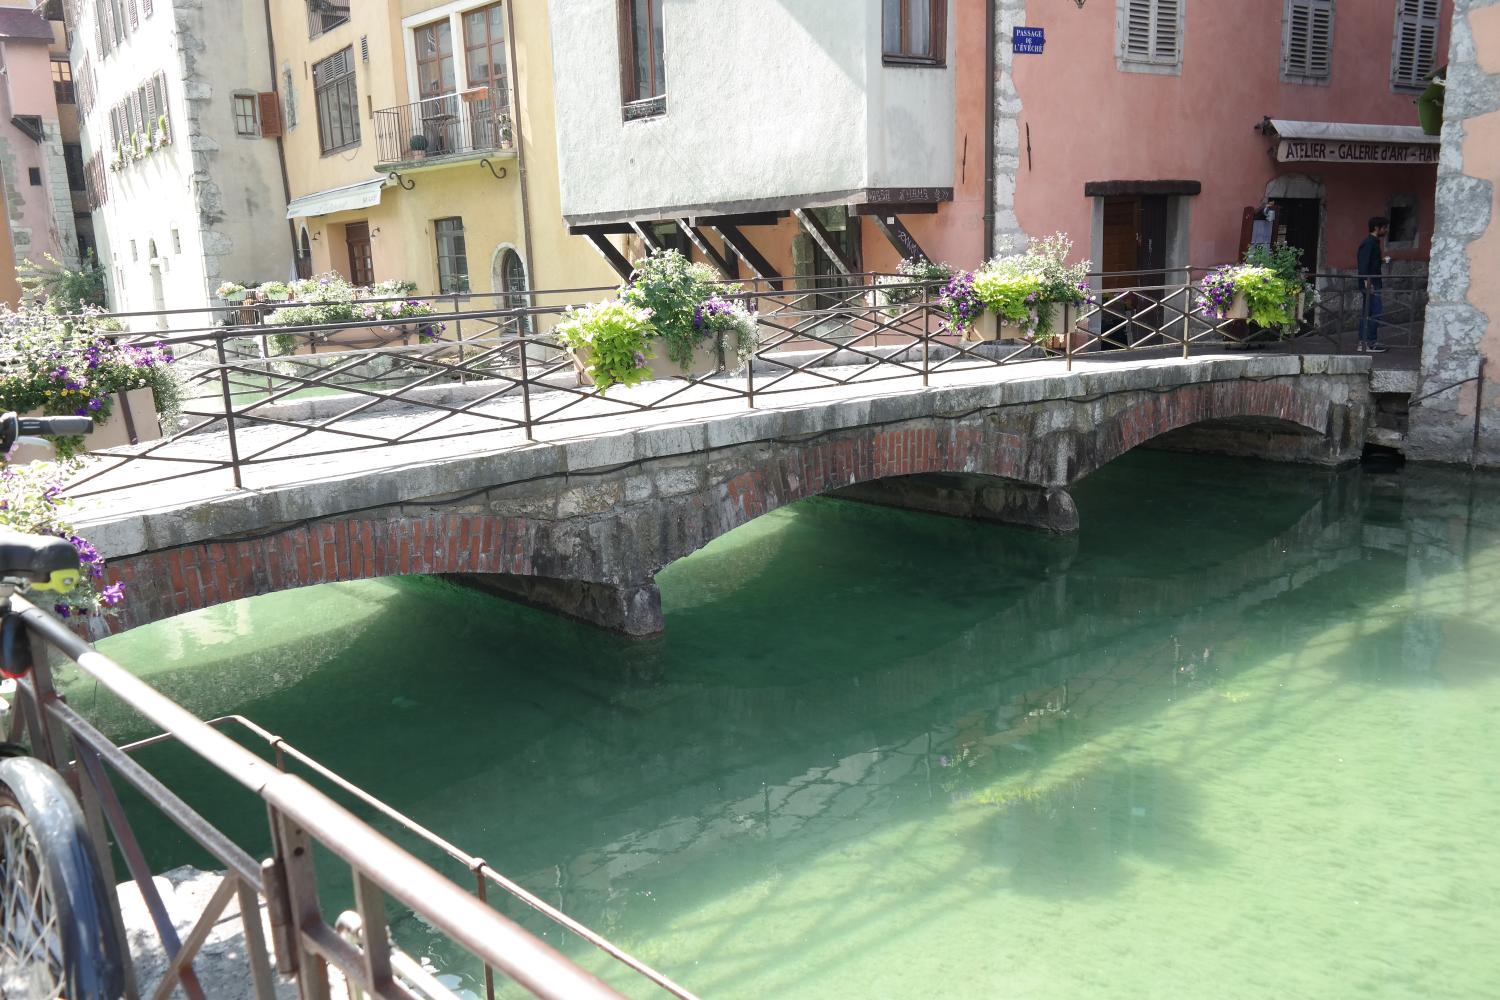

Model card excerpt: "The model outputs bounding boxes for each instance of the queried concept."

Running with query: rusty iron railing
[56,268,1423,503]
[374,90,514,166]
[2,592,694,999]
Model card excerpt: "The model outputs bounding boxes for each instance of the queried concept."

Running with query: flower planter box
[962,309,1038,343]
[284,323,440,355]
[570,337,723,387]
[15,388,162,461]
[1033,302,1088,351]
[1221,290,1304,327]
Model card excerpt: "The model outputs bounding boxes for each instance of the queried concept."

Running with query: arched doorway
[492,246,529,335]
[297,227,313,278]
[147,239,166,330]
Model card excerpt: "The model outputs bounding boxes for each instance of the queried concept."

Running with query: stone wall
[1409,0,1500,464]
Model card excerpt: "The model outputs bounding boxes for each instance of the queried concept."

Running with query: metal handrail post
[453,292,467,385]
[216,338,244,489]
[519,333,534,440]
[921,285,930,387]
[1181,283,1192,359]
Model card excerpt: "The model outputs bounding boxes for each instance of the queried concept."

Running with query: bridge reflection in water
[83,452,1500,998]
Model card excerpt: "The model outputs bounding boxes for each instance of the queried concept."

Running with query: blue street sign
[1013,26,1045,54]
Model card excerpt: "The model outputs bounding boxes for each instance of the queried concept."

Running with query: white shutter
[1285,0,1334,80]
[1392,0,1441,89]
[1123,0,1153,60]
[1122,0,1179,66]
[1152,0,1180,63]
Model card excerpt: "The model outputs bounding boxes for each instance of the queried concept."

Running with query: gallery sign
[1276,138,1438,164]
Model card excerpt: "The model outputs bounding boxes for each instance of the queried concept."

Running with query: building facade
[68,0,290,318]
[269,0,617,304]
[547,1,1449,286]
[1408,0,1500,465]
[548,0,986,283]
[0,1,84,305]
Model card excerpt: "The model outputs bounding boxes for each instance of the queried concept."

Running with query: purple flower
[53,604,70,618]
[632,351,647,369]
[88,398,102,411]
[100,582,125,607]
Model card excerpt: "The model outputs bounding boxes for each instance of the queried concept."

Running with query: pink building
[1008,0,1451,281]
[0,1,82,305]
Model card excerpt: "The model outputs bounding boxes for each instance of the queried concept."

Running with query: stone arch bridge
[80,355,1370,637]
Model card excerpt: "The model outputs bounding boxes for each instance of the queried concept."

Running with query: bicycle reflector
[0,531,81,594]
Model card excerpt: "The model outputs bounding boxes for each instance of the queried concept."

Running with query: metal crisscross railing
[57,267,1424,505]
[3,591,698,999]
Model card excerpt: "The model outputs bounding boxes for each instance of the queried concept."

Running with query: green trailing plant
[264,273,442,353]
[256,280,292,301]
[693,296,759,370]
[554,299,655,393]
[1020,233,1094,338]
[877,257,955,309]
[1199,241,1311,336]
[18,253,107,312]
[622,250,725,371]
[972,257,1043,332]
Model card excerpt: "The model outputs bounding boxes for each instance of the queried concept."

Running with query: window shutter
[142,0,151,16]
[1124,0,1153,60]
[258,91,283,137]
[1152,0,1179,62]
[1393,0,1441,89]
[127,0,137,29]
[94,0,108,53]
[144,79,156,121]
[1285,0,1333,80]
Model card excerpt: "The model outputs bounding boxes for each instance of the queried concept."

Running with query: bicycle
[0,411,127,999]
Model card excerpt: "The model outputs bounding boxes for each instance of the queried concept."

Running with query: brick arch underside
[104,379,1336,634]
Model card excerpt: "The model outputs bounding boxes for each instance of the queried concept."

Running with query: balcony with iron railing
[374,89,515,170]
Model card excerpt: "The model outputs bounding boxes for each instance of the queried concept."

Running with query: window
[51,58,74,104]
[108,0,126,45]
[63,144,85,192]
[434,217,469,294]
[297,228,312,279]
[1283,0,1334,83]
[171,228,180,253]
[1119,0,1181,72]
[1386,194,1420,249]
[1392,0,1440,90]
[464,4,509,107]
[617,0,665,119]
[312,48,360,154]
[498,248,529,334]
[307,0,350,38]
[882,0,946,65]
[233,94,259,136]
[27,167,41,187]
[414,18,455,99]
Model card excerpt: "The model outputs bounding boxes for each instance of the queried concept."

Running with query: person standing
[1357,217,1390,353]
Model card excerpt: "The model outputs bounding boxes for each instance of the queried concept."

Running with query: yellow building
[269,0,618,305]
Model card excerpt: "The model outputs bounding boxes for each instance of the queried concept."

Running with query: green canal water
[78,452,1500,998]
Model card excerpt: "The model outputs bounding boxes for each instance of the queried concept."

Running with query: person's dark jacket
[1357,235,1384,290]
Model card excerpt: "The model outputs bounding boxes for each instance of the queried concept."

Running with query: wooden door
[345,222,373,287]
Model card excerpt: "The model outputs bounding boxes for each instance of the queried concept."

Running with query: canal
[77,451,1500,998]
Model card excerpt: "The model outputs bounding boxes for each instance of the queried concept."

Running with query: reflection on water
[88,453,1500,999]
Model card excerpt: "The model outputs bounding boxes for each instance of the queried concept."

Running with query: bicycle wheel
[0,757,124,999]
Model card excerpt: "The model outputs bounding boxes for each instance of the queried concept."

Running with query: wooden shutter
[258,92,283,137]
[1123,0,1153,60]
[142,0,151,16]
[127,0,137,29]
[1285,0,1333,79]
[94,0,108,53]
[1152,0,1179,62]
[144,80,156,122]
[1393,0,1440,89]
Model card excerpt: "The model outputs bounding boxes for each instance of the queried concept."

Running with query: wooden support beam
[711,225,784,291]
[567,222,634,236]
[676,220,733,277]
[629,221,664,252]
[870,215,930,263]
[584,232,633,280]
[793,208,855,275]
[691,211,788,228]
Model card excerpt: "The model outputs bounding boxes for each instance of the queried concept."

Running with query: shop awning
[1265,119,1439,165]
[285,177,388,220]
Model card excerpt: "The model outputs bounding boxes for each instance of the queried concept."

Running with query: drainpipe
[505,0,537,296]
[262,0,297,275]
[983,0,996,261]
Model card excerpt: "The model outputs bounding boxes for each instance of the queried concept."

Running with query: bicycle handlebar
[0,531,81,593]
[0,412,93,455]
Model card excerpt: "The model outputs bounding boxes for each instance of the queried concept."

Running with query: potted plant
[938,270,986,338]
[265,273,441,353]
[1023,233,1094,350]
[215,281,247,303]
[256,280,293,302]
[692,295,760,373]
[1199,242,1311,338]
[0,306,182,457]
[876,257,954,315]
[157,114,170,146]
[622,250,729,378]
[554,299,655,393]
[967,257,1042,342]
[409,133,428,158]
[0,459,124,618]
